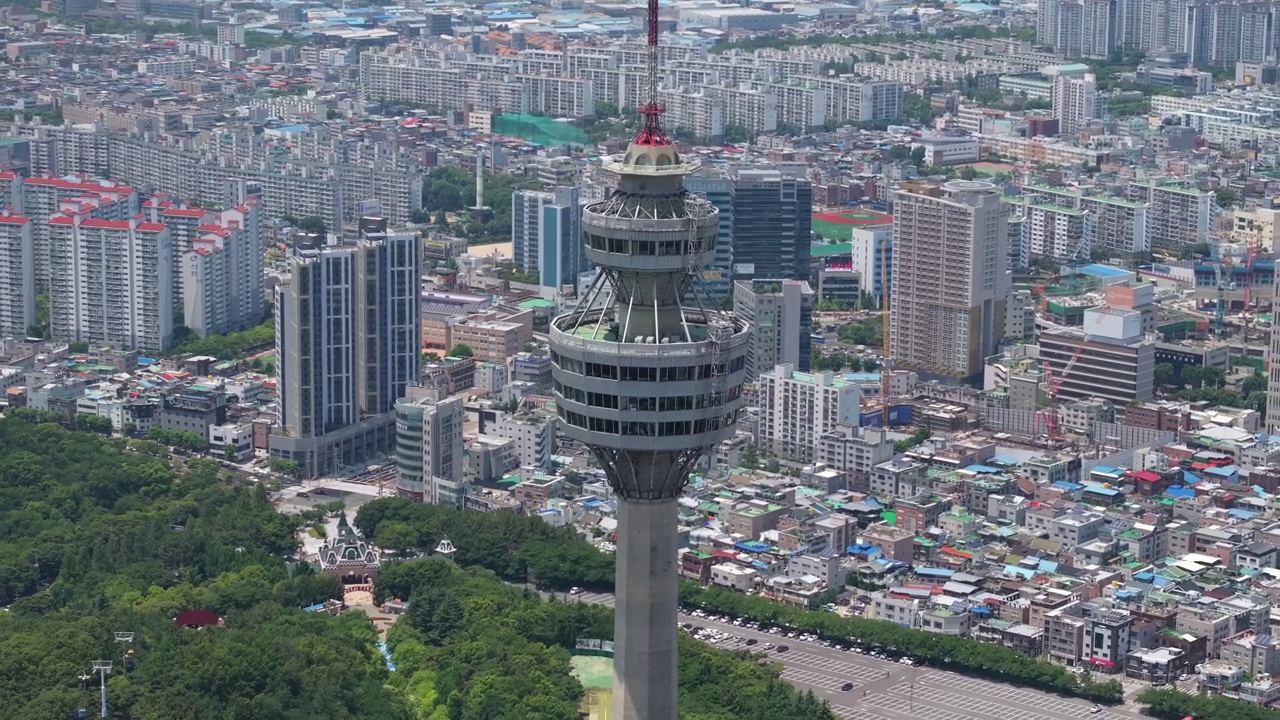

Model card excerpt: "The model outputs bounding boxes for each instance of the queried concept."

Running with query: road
[571,591,1146,720]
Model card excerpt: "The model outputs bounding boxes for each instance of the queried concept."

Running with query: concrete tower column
[613,496,679,720]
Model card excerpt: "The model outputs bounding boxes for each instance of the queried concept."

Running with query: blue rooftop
[1204,465,1239,477]
[964,464,1000,474]
[841,372,882,382]
[1083,485,1120,497]
[916,567,954,577]
[1165,486,1196,499]
[1183,470,1201,484]
[1003,564,1034,579]
[1092,466,1122,476]
[1053,481,1082,491]
[1076,263,1131,278]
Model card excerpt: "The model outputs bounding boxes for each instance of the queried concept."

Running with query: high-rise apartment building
[1126,179,1218,251]
[173,202,265,337]
[511,186,588,293]
[1266,280,1280,431]
[272,219,421,476]
[48,211,173,353]
[890,180,1009,379]
[1020,185,1149,257]
[395,385,466,506]
[733,279,814,380]
[758,364,860,464]
[729,168,812,283]
[851,226,893,304]
[0,212,34,339]
[1052,73,1098,134]
[16,175,138,291]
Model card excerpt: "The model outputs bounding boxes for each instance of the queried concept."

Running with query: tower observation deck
[549,140,749,717]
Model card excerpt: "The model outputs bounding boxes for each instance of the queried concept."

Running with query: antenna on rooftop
[635,0,669,147]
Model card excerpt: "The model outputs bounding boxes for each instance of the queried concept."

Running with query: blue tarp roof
[965,464,1000,474]
[1165,486,1196,499]
[1182,470,1200,484]
[1205,465,1239,477]
[1077,263,1130,278]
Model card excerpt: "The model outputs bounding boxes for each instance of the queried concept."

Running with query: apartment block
[1020,185,1149,256]
[734,279,813,381]
[488,409,556,470]
[0,212,34,339]
[48,213,173,353]
[818,424,896,493]
[175,202,265,337]
[890,180,1009,380]
[17,174,137,291]
[1126,179,1218,251]
[758,364,860,463]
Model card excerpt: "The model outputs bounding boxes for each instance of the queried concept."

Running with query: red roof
[164,208,207,218]
[0,214,29,224]
[49,217,166,232]
[173,609,223,628]
[1130,471,1161,483]
[24,177,134,194]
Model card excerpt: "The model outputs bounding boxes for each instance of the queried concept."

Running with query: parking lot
[563,593,1150,720]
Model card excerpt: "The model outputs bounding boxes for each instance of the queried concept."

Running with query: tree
[374,520,420,553]
[741,444,761,470]
[837,321,882,346]
[269,458,302,477]
[74,413,113,435]
[68,340,90,353]
[448,344,474,358]
[1242,372,1268,396]
[1216,187,1240,209]
[296,216,327,236]
[894,429,932,453]
[1154,362,1175,389]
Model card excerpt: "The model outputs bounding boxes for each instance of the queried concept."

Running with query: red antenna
[634,0,669,146]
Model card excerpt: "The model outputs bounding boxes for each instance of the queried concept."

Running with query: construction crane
[1035,329,1092,446]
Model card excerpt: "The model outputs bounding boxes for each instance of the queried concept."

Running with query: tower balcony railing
[550,308,748,360]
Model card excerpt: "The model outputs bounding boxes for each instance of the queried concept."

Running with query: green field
[571,655,614,720]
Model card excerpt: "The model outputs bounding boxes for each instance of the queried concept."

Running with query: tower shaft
[549,20,748,714]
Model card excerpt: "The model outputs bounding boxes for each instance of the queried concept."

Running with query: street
[572,591,1146,720]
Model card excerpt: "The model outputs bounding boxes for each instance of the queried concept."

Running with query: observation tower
[548,9,750,717]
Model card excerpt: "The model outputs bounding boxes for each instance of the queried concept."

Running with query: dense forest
[381,558,835,720]
[0,418,833,718]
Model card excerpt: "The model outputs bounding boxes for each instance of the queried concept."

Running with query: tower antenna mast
[636,0,668,146]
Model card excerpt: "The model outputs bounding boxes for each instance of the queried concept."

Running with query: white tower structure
[548,10,750,713]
